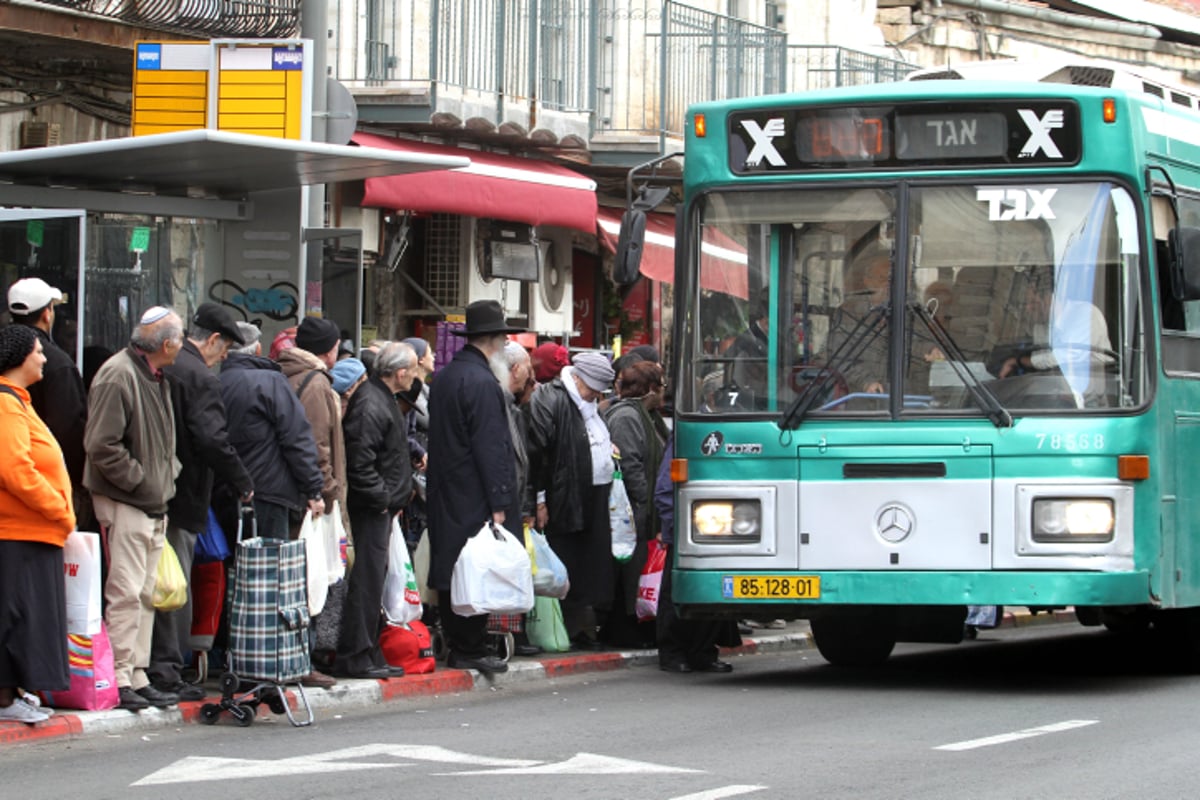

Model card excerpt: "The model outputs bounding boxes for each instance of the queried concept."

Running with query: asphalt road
[7,623,1200,800]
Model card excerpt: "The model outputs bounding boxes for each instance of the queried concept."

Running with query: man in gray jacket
[84,307,184,712]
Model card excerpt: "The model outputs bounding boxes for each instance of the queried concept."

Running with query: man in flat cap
[149,302,254,701]
[85,307,185,711]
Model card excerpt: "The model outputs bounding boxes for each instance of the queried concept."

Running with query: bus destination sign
[728,101,1081,173]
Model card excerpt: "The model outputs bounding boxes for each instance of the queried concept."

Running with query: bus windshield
[681,180,1146,417]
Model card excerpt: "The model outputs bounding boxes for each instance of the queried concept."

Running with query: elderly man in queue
[335,341,418,679]
[84,307,185,711]
[427,300,524,674]
[147,303,254,701]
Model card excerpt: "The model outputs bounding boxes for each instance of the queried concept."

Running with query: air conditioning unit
[528,240,573,335]
[19,122,60,150]
[464,218,522,315]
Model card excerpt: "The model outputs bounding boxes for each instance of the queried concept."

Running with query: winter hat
[402,337,429,360]
[295,317,341,356]
[571,351,615,393]
[0,324,37,372]
[531,342,569,383]
[329,357,367,394]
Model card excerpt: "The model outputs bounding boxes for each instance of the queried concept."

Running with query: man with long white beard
[425,300,524,674]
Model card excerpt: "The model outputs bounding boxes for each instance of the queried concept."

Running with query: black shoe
[384,665,406,678]
[338,666,392,680]
[514,643,543,657]
[570,636,605,652]
[691,660,734,673]
[659,660,694,673]
[154,680,205,702]
[135,684,179,708]
[447,653,509,674]
[117,686,150,711]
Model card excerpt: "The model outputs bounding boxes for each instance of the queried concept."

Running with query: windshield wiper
[779,303,888,430]
[909,301,1013,428]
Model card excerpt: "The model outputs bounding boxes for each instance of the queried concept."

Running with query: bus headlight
[692,500,762,542]
[1032,498,1114,542]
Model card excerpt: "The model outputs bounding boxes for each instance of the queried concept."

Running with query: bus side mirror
[1168,226,1200,301]
[614,208,647,286]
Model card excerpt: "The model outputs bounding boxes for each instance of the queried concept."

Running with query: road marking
[133,745,698,785]
[666,786,768,800]
[934,719,1099,751]
[446,752,701,775]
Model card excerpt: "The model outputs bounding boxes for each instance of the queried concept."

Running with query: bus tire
[811,612,896,667]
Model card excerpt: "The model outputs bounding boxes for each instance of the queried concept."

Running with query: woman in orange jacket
[0,324,75,724]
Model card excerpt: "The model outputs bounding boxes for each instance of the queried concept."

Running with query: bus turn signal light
[1118,454,1149,481]
[1103,98,1117,123]
[671,458,689,483]
[694,113,707,138]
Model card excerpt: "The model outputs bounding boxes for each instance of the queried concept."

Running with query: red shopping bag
[636,540,667,621]
[189,560,227,652]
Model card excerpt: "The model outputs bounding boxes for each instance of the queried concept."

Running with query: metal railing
[29,0,300,38]
[595,1,785,147]
[787,45,916,92]
[331,0,593,116]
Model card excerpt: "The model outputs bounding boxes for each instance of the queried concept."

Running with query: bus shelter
[0,129,465,372]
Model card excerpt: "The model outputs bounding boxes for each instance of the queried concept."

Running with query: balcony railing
[788,45,916,92]
[594,1,785,147]
[30,0,300,38]
[329,0,910,149]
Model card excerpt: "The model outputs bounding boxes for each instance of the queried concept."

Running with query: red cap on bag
[380,620,436,674]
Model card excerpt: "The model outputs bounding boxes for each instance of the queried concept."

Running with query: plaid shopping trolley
[198,505,314,727]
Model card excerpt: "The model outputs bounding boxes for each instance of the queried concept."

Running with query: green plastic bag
[526,596,571,653]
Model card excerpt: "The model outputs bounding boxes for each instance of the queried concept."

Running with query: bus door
[797,443,994,570]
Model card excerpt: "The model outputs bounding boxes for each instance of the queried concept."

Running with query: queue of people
[0,289,735,726]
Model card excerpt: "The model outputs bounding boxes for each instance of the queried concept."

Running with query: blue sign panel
[272,47,304,70]
[136,43,163,71]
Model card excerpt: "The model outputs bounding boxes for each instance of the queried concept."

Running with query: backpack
[380,620,436,675]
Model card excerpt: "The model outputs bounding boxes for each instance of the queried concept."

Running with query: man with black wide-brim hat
[426,300,525,673]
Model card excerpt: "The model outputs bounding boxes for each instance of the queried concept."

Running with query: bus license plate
[723,575,820,599]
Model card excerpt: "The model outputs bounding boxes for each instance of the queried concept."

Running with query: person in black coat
[218,323,325,537]
[426,300,523,674]
[334,341,417,679]
[526,351,616,649]
[7,279,89,524]
[152,302,253,700]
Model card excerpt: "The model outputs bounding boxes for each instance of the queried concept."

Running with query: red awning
[354,132,598,233]
[597,207,747,299]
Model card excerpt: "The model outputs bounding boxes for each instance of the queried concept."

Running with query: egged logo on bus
[740,118,786,168]
[1017,108,1065,159]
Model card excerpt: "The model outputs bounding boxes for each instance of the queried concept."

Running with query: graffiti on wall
[208,279,299,325]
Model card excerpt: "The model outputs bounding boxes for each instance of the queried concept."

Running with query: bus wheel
[812,612,896,667]
[1101,607,1151,635]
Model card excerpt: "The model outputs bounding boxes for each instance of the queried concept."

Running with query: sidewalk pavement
[0,608,1075,747]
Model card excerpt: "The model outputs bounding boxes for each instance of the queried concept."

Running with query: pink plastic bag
[636,540,667,621]
[38,622,119,711]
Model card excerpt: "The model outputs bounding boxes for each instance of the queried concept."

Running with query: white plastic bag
[451,521,535,616]
[382,515,423,624]
[323,501,348,584]
[609,466,637,562]
[299,510,329,615]
[527,526,570,599]
[64,531,103,634]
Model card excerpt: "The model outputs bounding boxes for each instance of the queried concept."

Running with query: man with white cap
[84,306,185,711]
[7,278,88,520]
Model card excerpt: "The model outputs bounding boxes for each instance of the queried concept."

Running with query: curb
[0,609,1073,746]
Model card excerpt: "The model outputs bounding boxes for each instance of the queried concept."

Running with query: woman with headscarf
[0,324,75,723]
[601,360,668,647]
[526,351,616,649]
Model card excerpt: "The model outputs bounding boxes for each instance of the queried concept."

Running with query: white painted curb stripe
[935,719,1098,751]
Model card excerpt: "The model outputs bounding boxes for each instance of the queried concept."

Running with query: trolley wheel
[261,687,287,715]
[234,704,256,726]
[199,704,222,725]
[219,671,239,697]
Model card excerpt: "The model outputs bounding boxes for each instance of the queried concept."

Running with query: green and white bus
[629,60,1200,666]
